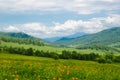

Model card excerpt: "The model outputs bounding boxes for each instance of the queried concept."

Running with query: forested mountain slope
[55,27,120,47]
[0,32,45,46]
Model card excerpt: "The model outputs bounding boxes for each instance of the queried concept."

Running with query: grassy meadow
[1,42,120,55]
[0,53,120,80]
[0,41,120,80]
[0,2,120,80]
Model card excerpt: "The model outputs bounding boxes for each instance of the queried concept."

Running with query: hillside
[0,32,46,46]
[0,32,33,38]
[55,27,120,47]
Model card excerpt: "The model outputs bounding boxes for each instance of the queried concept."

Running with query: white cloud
[0,0,119,14]
[104,14,120,26]
[3,25,20,32]
[2,14,120,38]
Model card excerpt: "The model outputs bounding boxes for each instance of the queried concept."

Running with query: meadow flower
[72,77,75,80]
[58,78,62,80]
[38,75,40,80]
[67,70,70,75]
[75,77,78,80]
[15,77,19,80]
[11,74,15,77]
[34,71,37,76]
[64,66,67,68]
[4,78,8,80]
[53,77,56,80]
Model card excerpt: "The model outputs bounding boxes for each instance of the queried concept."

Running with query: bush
[25,48,34,56]
[105,54,114,61]
[106,59,112,63]
[96,57,106,63]
[114,56,120,62]
[60,50,72,59]
[53,54,59,60]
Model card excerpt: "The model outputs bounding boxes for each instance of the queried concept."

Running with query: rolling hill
[0,28,120,54]
[0,32,34,38]
[0,32,46,46]
[54,27,120,47]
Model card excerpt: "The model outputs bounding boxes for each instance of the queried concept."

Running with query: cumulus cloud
[0,0,119,14]
[1,14,120,38]
[3,25,20,32]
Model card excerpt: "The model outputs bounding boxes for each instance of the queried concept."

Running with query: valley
[0,1,120,80]
[0,27,120,80]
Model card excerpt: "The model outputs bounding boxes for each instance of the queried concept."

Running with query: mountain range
[54,27,120,47]
[44,32,88,42]
[0,27,120,48]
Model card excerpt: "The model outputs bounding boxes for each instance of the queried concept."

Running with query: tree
[60,50,72,59]
[26,48,34,56]
[114,56,120,62]
[96,57,106,63]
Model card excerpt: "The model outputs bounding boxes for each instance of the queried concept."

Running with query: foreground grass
[0,53,120,80]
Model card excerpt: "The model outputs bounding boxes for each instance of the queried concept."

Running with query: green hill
[0,32,46,46]
[0,32,33,38]
[0,29,120,55]
[55,27,120,47]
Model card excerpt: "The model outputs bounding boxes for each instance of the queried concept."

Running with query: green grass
[0,53,120,80]
[1,42,120,55]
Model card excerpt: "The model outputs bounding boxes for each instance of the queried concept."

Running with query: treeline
[0,46,120,63]
[0,36,44,46]
[96,54,120,63]
[76,44,120,53]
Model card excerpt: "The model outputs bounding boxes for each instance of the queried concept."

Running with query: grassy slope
[0,53,120,80]
[0,32,47,46]
[1,42,120,54]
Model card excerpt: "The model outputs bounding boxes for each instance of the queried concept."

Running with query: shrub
[53,54,59,60]
[106,59,112,63]
[96,57,106,63]
[114,56,120,62]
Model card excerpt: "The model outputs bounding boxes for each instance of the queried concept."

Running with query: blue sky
[0,0,120,38]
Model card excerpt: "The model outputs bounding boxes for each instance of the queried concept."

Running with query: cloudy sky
[0,0,120,38]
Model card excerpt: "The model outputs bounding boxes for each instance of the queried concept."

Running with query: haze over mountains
[0,27,120,48]
[54,27,120,47]
[44,32,88,42]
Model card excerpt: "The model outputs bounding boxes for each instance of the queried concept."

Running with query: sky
[0,0,120,38]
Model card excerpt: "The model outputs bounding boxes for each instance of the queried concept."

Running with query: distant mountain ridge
[54,27,120,47]
[43,37,62,42]
[44,32,88,42]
